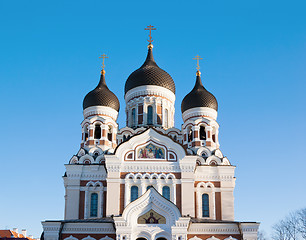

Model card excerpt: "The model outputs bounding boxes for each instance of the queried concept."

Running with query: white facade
[42,42,259,240]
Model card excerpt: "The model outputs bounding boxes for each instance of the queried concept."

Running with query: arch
[126,173,135,180]
[82,236,96,240]
[147,105,153,125]
[64,236,78,240]
[100,237,114,240]
[224,237,238,240]
[79,155,94,164]
[206,156,222,165]
[159,173,167,180]
[166,173,175,180]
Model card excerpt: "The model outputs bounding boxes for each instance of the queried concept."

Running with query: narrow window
[132,108,136,126]
[162,186,170,200]
[94,124,101,139]
[131,186,138,202]
[200,126,206,140]
[188,127,193,142]
[107,125,112,141]
[164,109,169,128]
[90,193,98,217]
[202,193,209,217]
[147,105,153,125]
[123,135,127,142]
[212,134,216,143]
[84,126,89,141]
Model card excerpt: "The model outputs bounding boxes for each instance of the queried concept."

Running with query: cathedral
[41,29,259,240]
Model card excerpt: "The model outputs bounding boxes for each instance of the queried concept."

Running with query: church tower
[42,27,259,240]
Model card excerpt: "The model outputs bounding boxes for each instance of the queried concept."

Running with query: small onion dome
[124,43,176,94]
[181,71,218,113]
[83,70,120,111]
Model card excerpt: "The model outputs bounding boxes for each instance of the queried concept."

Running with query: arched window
[90,193,98,217]
[131,186,138,202]
[164,109,169,128]
[200,126,206,140]
[162,186,170,200]
[94,124,101,139]
[132,108,136,126]
[202,193,209,217]
[147,105,153,125]
[188,127,193,142]
[123,135,127,142]
[84,126,89,141]
[107,125,112,141]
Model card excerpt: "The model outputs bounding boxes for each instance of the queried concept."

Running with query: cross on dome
[144,25,156,43]
[193,55,203,72]
[99,53,109,74]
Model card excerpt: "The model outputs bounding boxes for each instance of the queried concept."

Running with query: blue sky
[0,0,305,238]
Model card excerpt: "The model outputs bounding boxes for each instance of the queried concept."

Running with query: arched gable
[119,187,181,226]
[115,128,186,162]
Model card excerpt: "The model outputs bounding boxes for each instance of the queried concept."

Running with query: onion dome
[181,71,218,113]
[125,44,176,94]
[83,70,120,111]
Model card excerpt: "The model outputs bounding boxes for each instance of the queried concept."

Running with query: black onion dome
[124,45,176,94]
[83,72,120,111]
[181,72,218,113]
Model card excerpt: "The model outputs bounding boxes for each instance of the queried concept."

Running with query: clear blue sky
[0,0,305,238]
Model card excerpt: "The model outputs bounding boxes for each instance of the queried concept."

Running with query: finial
[99,53,108,74]
[145,25,156,44]
[193,55,203,72]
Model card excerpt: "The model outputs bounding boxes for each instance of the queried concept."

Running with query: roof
[0,230,34,240]
[181,73,218,113]
[83,72,120,111]
[125,45,176,94]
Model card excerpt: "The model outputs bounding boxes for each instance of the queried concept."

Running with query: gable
[115,128,186,162]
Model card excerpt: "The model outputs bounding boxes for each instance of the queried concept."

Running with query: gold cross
[193,55,203,71]
[99,54,108,70]
[145,25,156,43]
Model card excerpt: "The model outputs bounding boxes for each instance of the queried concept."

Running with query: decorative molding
[125,85,176,103]
[182,107,218,122]
[83,106,118,120]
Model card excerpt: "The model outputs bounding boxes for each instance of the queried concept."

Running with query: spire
[141,43,157,67]
[96,70,108,89]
